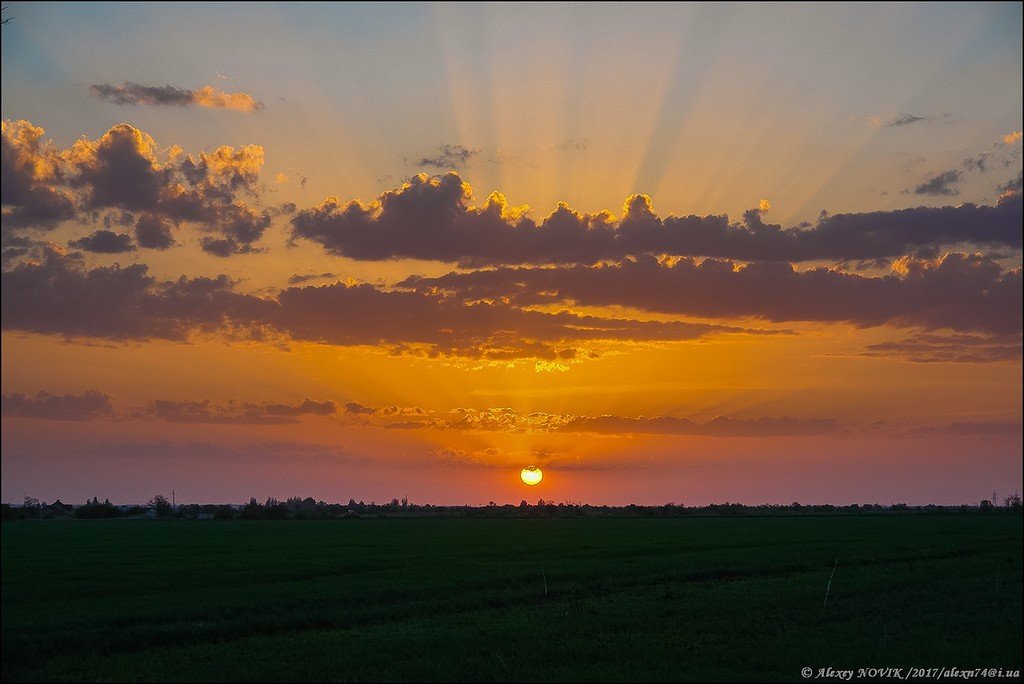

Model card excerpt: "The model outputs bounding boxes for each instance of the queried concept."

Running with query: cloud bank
[291,172,1022,266]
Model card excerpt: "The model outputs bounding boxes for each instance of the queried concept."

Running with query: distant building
[41,500,73,520]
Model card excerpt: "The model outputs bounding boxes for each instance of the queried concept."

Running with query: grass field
[2,515,1021,682]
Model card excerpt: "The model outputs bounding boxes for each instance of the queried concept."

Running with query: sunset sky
[2,2,1021,506]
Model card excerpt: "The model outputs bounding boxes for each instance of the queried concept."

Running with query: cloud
[340,402,841,437]
[290,172,1022,265]
[90,82,264,112]
[1,120,77,227]
[344,402,376,415]
[914,169,963,196]
[400,252,1022,336]
[68,229,135,253]
[910,143,1021,197]
[999,173,1022,196]
[5,240,1018,363]
[287,272,338,285]
[554,138,588,151]
[859,332,1021,363]
[558,414,840,437]
[144,398,337,424]
[2,120,272,254]
[1,233,43,267]
[1,246,275,342]
[0,247,755,359]
[887,114,930,127]
[271,279,747,359]
[416,144,479,170]
[134,213,175,250]
[2,390,116,421]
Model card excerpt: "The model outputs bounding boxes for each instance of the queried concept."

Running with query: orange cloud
[2,120,271,255]
[90,82,263,112]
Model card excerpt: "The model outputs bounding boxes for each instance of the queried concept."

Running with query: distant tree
[265,498,288,519]
[148,494,173,518]
[520,499,528,508]
[978,499,994,513]
[241,497,264,519]
[1004,492,1021,510]
[23,496,41,510]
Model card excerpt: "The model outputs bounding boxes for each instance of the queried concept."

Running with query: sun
[520,465,543,486]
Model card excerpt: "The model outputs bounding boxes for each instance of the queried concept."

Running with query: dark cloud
[134,213,175,250]
[2,390,116,421]
[0,247,754,359]
[859,332,1021,363]
[291,172,1022,265]
[200,236,265,258]
[400,252,1022,336]
[4,242,1018,363]
[999,173,1022,195]
[912,147,1018,197]
[2,120,272,254]
[914,169,963,196]
[962,153,992,173]
[287,272,338,285]
[90,82,264,112]
[271,279,746,359]
[1,233,42,267]
[0,246,274,342]
[344,402,376,415]
[887,114,929,127]
[416,144,478,170]
[103,210,135,229]
[145,398,337,424]
[68,229,135,254]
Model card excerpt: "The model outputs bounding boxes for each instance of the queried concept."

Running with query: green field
[2,515,1021,682]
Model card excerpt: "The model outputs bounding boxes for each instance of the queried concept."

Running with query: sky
[1,2,1021,506]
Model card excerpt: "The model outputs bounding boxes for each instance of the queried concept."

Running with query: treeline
[2,492,1021,521]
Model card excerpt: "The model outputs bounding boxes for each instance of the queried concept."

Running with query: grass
[2,515,1021,681]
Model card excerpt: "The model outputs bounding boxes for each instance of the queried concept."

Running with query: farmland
[2,514,1021,682]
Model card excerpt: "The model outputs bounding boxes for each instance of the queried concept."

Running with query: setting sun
[520,466,543,486]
